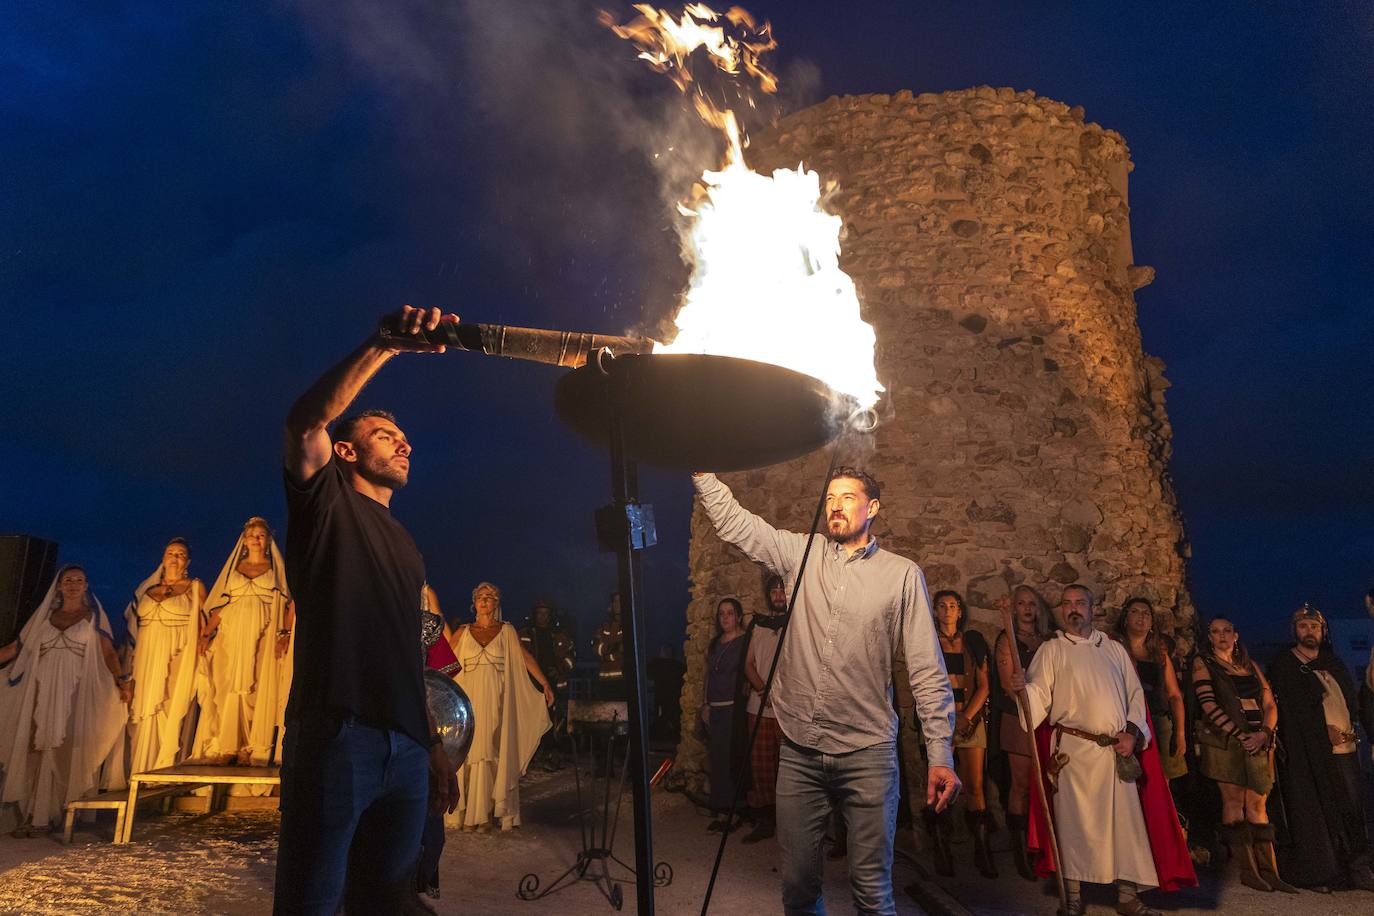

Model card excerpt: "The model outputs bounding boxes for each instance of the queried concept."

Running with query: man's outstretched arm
[283,305,456,482]
[692,473,809,577]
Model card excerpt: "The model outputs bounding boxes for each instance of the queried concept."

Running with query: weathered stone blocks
[673,88,1192,780]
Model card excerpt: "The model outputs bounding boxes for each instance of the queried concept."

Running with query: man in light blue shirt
[694,466,959,915]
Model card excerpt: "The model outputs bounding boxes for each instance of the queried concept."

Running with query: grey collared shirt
[694,474,955,767]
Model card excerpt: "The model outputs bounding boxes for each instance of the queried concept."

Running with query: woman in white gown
[125,538,207,774]
[451,581,554,831]
[191,517,293,766]
[0,566,130,835]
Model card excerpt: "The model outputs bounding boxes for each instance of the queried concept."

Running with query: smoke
[289,0,822,336]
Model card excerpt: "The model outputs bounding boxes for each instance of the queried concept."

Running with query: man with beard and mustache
[1006,584,1163,916]
[1266,604,1374,892]
[275,305,460,915]
[692,466,958,915]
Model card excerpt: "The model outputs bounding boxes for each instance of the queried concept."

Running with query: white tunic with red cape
[1020,629,1158,886]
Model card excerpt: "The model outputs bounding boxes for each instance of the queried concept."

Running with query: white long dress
[0,587,127,828]
[191,534,292,767]
[451,624,550,828]
[1021,629,1158,887]
[127,583,199,773]
[192,562,291,763]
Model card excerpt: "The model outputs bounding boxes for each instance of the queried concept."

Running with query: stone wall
[675,87,1192,780]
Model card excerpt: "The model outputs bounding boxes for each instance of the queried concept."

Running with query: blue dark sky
[2,1,1371,650]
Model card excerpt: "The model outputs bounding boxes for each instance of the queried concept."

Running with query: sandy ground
[912,819,1374,916]
[5,770,1374,915]
[0,768,927,915]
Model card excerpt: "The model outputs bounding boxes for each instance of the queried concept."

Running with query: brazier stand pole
[605,379,656,916]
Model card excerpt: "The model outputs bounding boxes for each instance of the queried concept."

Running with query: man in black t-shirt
[274,305,459,915]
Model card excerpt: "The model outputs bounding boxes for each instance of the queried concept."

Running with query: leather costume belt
[1054,723,1116,746]
[1052,722,1143,784]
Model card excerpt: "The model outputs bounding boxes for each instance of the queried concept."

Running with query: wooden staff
[1001,605,1068,914]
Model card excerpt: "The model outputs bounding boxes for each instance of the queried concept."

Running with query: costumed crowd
[700,555,1374,913]
[0,540,582,897]
[4,305,1373,916]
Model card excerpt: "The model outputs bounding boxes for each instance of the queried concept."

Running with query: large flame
[603,4,883,409]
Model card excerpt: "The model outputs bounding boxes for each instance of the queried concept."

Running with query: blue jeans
[273,716,430,915]
[777,738,899,916]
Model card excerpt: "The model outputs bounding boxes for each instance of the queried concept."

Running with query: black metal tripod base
[517,850,672,911]
[516,720,672,910]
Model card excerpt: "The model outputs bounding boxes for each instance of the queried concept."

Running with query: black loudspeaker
[0,535,59,644]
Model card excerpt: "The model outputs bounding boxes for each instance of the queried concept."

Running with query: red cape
[1026,712,1197,891]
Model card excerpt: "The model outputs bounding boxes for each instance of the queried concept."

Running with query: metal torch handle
[376,317,652,368]
[376,316,481,351]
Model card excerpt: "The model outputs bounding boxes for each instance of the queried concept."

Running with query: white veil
[191,522,292,763]
[0,568,128,822]
[124,551,203,770]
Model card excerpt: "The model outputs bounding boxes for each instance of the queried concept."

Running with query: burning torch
[378,317,654,368]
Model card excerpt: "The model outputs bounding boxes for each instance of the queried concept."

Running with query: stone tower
[675,87,1192,778]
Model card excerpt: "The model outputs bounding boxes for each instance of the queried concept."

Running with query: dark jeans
[416,810,445,895]
[777,737,899,915]
[273,716,429,915]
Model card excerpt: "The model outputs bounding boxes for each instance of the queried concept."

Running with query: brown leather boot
[1249,822,1299,893]
[1221,821,1272,892]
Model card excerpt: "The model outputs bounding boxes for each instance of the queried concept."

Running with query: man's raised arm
[283,305,456,482]
[692,473,807,577]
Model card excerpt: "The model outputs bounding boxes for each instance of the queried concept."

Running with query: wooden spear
[1000,605,1069,915]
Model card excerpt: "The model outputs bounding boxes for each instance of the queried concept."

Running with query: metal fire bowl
[425,669,475,772]
[554,353,852,472]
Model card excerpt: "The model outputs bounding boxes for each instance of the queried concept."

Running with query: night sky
[3,1,1371,652]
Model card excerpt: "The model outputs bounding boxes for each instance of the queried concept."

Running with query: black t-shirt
[283,457,428,746]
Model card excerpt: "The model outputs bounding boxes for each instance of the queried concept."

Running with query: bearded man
[1008,584,1162,916]
[1267,604,1374,892]
[693,466,958,916]
[275,305,460,915]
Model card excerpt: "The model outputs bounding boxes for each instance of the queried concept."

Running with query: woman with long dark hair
[1113,598,1186,784]
[1192,616,1292,893]
[993,584,1052,880]
[701,596,750,832]
[929,589,993,877]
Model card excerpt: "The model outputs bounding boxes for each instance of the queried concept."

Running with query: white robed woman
[125,538,207,773]
[0,566,131,835]
[190,517,293,768]
[450,581,554,832]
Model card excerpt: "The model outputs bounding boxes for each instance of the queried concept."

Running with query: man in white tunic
[1009,584,1159,916]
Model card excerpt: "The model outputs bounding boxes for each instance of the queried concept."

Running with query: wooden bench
[62,784,190,844]
[120,764,280,844]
